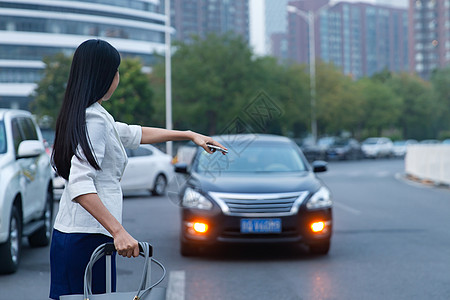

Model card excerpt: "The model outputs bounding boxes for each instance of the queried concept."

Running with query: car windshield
[363,138,378,145]
[195,143,307,173]
[333,139,349,146]
[0,121,6,154]
[394,141,406,146]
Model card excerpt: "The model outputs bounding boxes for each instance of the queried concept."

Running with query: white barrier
[405,145,450,185]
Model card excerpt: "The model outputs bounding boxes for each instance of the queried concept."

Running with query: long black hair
[52,39,121,180]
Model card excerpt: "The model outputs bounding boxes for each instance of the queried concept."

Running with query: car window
[195,143,307,173]
[0,121,6,154]
[11,119,23,154]
[19,117,38,140]
[132,147,153,157]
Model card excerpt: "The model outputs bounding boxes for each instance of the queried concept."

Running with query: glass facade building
[409,0,450,79]
[0,0,169,109]
[288,0,409,79]
[171,0,249,44]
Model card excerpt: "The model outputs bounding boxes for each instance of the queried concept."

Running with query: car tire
[151,174,167,196]
[309,240,330,255]
[0,205,22,274]
[28,188,53,247]
[180,240,197,257]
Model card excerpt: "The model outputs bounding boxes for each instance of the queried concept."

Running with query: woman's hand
[112,227,140,258]
[189,131,227,154]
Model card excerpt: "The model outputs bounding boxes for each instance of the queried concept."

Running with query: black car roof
[213,134,293,144]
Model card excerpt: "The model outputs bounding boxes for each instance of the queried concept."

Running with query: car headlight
[306,187,332,209]
[182,187,213,210]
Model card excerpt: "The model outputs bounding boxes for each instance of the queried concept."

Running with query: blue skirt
[49,229,116,300]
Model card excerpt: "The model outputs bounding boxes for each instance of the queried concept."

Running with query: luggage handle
[103,242,154,293]
[84,242,165,299]
[104,242,154,257]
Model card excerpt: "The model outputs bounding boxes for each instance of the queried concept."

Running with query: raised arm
[140,127,227,154]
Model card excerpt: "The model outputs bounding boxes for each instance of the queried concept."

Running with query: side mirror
[17,140,45,159]
[174,163,189,174]
[312,160,327,173]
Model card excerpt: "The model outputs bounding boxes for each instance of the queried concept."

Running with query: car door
[121,146,157,190]
[11,118,38,222]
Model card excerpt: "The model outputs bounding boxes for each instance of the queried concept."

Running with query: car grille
[209,191,309,217]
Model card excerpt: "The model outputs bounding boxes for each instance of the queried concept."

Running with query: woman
[49,39,225,299]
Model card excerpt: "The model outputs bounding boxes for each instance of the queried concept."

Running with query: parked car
[298,137,327,162]
[175,134,332,256]
[0,109,54,274]
[361,137,394,158]
[393,139,418,157]
[121,145,174,196]
[326,138,363,160]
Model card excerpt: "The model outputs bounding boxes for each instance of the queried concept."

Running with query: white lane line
[334,202,361,215]
[166,270,185,300]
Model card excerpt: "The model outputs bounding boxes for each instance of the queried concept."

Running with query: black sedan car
[174,134,332,256]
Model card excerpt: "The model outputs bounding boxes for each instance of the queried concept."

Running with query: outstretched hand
[189,131,227,154]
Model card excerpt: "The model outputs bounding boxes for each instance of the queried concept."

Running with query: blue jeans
[49,229,116,300]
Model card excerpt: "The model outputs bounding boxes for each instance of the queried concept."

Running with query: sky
[250,0,409,56]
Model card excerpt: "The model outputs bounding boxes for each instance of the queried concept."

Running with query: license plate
[240,218,282,234]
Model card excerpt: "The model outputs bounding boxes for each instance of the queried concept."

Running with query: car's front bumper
[181,206,332,247]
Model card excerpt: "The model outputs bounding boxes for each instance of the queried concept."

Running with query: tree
[355,78,401,137]
[315,61,364,137]
[429,67,450,137]
[30,53,71,128]
[387,72,433,139]
[102,58,154,126]
[151,33,284,136]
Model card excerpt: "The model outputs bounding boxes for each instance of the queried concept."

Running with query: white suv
[0,109,53,274]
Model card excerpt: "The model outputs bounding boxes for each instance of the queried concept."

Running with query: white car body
[121,145,174,195]
[361,137,394,158]
[0,109,53,274]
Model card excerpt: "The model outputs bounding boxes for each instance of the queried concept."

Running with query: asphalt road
[1,158,450,300]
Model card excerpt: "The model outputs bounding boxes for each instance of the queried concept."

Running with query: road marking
[334,202,361,215]
[166,270,185,300]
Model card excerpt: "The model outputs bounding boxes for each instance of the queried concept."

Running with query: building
[265,0,289,59]
[287,0,409,78]
[409,0,450,79]
[0,0,169,110]
[171,0,249,44]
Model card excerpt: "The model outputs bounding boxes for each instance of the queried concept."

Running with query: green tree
[102,58,154,126]
[315,61,364,137]
[151,33,283,135]
[429,67,450,137]
[30,53,71,128]
[356,78,401,137]
[388,72,433,139]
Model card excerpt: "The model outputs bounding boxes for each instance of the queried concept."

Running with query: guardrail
[405,145,450,186]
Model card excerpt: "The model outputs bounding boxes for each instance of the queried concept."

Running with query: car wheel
[309,240,330,255]
[28,188,53,247]
[0,205,22,274]
[180,240,197,257]
[151,174,167,196]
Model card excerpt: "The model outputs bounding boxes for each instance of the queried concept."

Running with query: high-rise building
[409,0,450,79]
[265,0,289,58]
[287,0,409,78]
[0,0,169,110]
[171,0,249,44]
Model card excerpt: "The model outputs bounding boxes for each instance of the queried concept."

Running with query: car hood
[187,171,323,194]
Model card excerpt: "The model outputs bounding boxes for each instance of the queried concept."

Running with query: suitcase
[61,241,166,300]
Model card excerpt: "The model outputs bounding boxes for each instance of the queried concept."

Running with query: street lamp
[165,0,173,156]
[287,2,335,145]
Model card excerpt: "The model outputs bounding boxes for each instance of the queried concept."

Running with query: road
[1,159,450,299]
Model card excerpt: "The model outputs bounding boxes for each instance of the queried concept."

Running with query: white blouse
[54,102,142,236]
